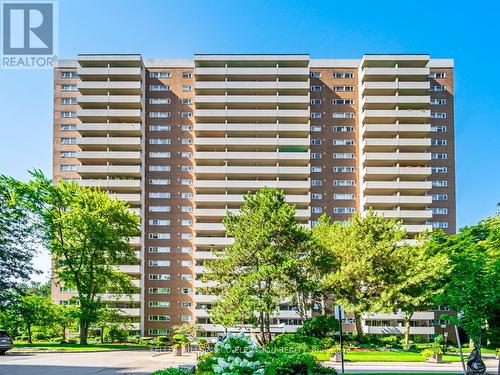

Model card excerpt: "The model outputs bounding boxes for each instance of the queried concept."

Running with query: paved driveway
[0,350,197,375]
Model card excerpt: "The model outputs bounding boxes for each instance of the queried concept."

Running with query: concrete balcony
[361,67,430,79]
[194,123,310,135]
[99,293,141,302]
[77,165,141,177]
[361,81,430,94]
[362,166,432,179]
[195,151,310,162]
[195,109,310,119]
[364,326,435,335]
[194,193,310,205]
[195,165,310,177]
[78,95,142,108]
[195,81,310,91]
[195,95,309,104]
[374,209,432,219]
[194,251,218,260]
[76,123,142,136]
[195,137,309,147]
[77,67,142,78]
[195,208,310,219]
[362,123,431,136]
[361,109,430,123]
[109,193,141,205]
[76,137,141,150]
[128,207,141,216]
[278,310,302,319]
[362,195,432,207]
[115,264,141,274]
[362,138,431,150]
[114,308,141,316]
[363,180,432,192]
[129,236,141,246]
[195,294,218,303]
[363,152,431,165]
[365,311,435,320]
[195,179,310,192]
[195,67,310,76]
[194,237,234,246]
[195,222,225,232]
[76,151,141,164]
[402,224,433,234]
[75,179,141,192]
[77,109,142,121]
[361,95,430,108]
[77,81,142,94]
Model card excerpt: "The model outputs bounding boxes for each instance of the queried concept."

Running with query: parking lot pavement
[0,350,197,375]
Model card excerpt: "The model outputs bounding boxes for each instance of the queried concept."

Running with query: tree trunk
[79,320,89,345]
[265,313,272,344]
[27,324,32,344]
[100,326,104,343]
[403,312,414,350]
[353,311,364,343]
[62,326,67,342]
[321,296,327,316]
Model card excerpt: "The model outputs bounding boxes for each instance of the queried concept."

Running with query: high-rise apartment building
[52,54,456,342]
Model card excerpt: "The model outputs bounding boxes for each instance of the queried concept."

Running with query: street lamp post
[440,324,447,354]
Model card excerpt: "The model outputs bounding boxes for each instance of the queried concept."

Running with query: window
[181,315,192,322]
[311,139,322,145]
[149,178,170,185]
[430,85,445,92]
[430,98,447,105]
[61,85,77,91]
[432,139,447,146]
[181,112,192,119]
[149,328,170,335]
[311,112,322,119]
[61,138,76,144]
[181,152,192,158]
[149,274,171,280]
[149,260,170,267]
[311,180,322,187]
[149,165,170,172]
[182,138,192,145]
[60,71,78,78]
[312,207,323,214]
[333,139,354,145]
[310,99,322,105]
[310,85,322,92]
[311,193,322,200]
[181,165,193,172]
[148,287,170,294]
[333,112,354,118]
[149,72,171,78]
[310,72,321,78]
[181,247,193,253]
[61,98,77,105]
[181,192,193,199]
[182,219,192,226]
[149,98,171,105]
[182,98,193,105]
[149,233,170,240]
[432,153,448,160]
[149,301,170,308]
[429,221,448,229]
[181,274,193,281]
[181,179,192,185]
[60,151,76,158]
[148,246,170,254]
[334,207,356,214]
[429,72,446,78]
[182,72,192,78]
[149,112,170,118]
[333,166,355,173]
[148,220,170,226]
[333,126,354,132]
[61,124,76,131]
[182,301,192,308]
[311,153,322,159]
[432,180,448,187]
[149,206,170,213]
[432,194,448,201]
[333,86,354,91]
[61,111,77,118]
[333,153,355,159]
[149,315,170,322]
[60,165,77,171]
[431,126,447,132]
[182,85,192,91]
[334,72,354,78]
[431,208,448,215]
[311,166,322,173]
[181,288,192,294]
[181,233,192,240]
[334,194,356,200]
[181,206,192,213]
[149,192,170,199]
[149,85,170,91]
[149,125,171,132]
[432,167,448,173]
[333,99,354,105]
[431,112,447,119]
[310,125,322,132]
[182,125,192,131]
[333,180,355,186]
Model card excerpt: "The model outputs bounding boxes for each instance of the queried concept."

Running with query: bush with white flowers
[211,332,265,375]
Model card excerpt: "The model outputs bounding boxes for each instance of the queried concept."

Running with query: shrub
[196,352,216,372]
[267,352,316,374]
[127,335,140,344]
[297,316,339,339]
[379,335,402,349]
[151,369,188,375]
[103,325,127,343]
[266,333,323,353]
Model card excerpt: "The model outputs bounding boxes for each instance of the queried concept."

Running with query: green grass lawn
[344,350,462,362]
[13,341,148,351]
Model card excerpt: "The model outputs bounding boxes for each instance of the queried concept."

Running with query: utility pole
[335,305,345,374]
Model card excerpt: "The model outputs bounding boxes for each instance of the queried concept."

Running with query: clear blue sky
[0,0,499,279]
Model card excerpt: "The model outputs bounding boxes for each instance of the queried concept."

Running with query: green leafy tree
[51,304,78,342]
[431,213,500,354]
[202,188,306,345]
[297,315,339,338]
[321,210,407,342]
[15,171,140,344]
[11,295,53,343]
[93,307,130,343]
